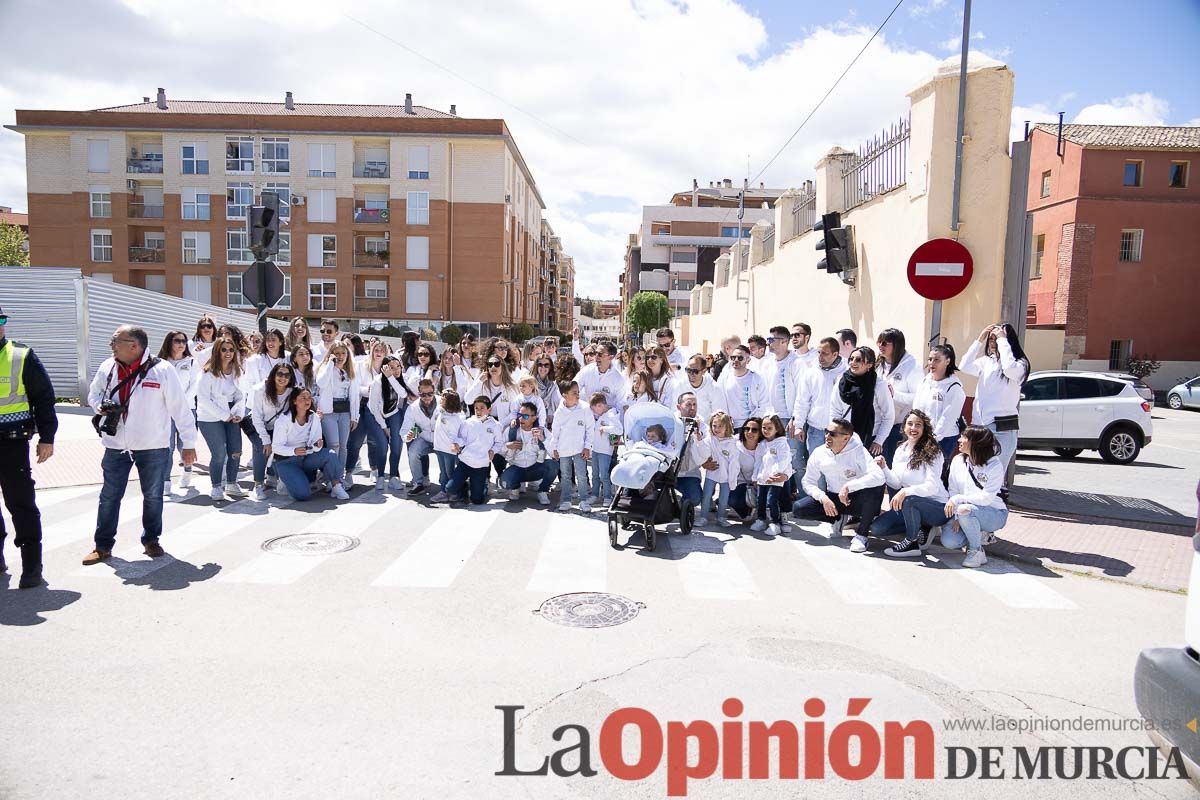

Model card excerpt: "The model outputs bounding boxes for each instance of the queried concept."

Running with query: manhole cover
[535,592,644,628]
[261,533,360,556]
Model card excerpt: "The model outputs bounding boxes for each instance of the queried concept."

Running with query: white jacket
[575,362,629,409]
[679,373,726,427]
[704,434,738,489]
[912,374,967,441]
[270,413,324,456]
[589,408,624,457]
[961,339,1027,426]
[652,372,680,411]
[168,356,200,408]
[464,377,520,423]
[548,402,593,457]
[250,383,292,441]
[196,370,245,423]
[504,426,546,469]
[244,353,285,391]
[792,358,849,431]
[367,375,409,430]
[753,436,794,485]
[459,414,503,469]
[88,352,197,452]
[733,441,759,487]
[829,375,895,447]
[401,399,438,445]
[881,441,948,501]
[947,453,1007,510]
[761,351,805,420]
[718,368,771,428]
[880,352,922,425]
[433,409,467,454]
[510,391,548,427]
[315,362,360,421]
[676,418,711,479]
[801,436,885,503]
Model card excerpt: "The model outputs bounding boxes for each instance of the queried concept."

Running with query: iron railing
[128,202,164,219]
[757,227,775,265]
[785,188,817,242]
[126,158,163,174]
[129,246,165,263]
[353,162,391,178]
[354,296,390,313]
[842,116,910,212]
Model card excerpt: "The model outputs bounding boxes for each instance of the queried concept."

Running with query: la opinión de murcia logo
[497,699,1191,796]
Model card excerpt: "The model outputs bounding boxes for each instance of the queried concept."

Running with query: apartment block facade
[8,91,571,334]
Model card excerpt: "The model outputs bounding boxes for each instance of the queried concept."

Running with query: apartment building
[8,89,570,335]
[1026,123,1200,386]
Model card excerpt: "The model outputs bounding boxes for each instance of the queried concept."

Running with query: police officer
[0,305,58,589]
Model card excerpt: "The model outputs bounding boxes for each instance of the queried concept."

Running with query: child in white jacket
[429,389,467,502]
[698,411,738,527]
[751,414,794,535]
[548,381,593,512]
[444,395,503,505]
[585,393,623,506]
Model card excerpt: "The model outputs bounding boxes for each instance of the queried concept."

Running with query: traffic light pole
[255,265,268,335]
[934,0,972,347]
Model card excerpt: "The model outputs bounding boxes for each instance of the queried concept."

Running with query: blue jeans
[555,454,587,502]
[435,451,458,490]
[274,450,344,500]
[941,504,1009,551]
[986,423,1018,471]
[729,484,753,518]
[676,475,703,507]
[882,423,905,465]
[407,438,434,484]
[321,411,353,479]
[590,452,614,500]
[938,435,959,466]
[757,484,786,523]
[346,400,388,475]
[94,447,169,551]
[385,413,405,478]
[792,484,887,536]
[870,494,950,542]
[246,427,276,484]
[500,461,556,492]
[198,420,242,486]
[169,408,198,473]
[806,424,826,457]
[701,478,730,518]
[447,461,489,504]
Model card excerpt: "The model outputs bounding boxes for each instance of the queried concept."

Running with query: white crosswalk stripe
[371,508,500,588]
[526,515,608,594]
[41,494,144,553]
[787,524,925,606]
[669,531,761,600]
[933,551,1078,609]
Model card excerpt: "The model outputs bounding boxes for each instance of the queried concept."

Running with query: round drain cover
[536,592,644,628]
[261,532,360,556]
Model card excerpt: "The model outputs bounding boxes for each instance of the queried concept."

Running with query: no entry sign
[907,238,973,300]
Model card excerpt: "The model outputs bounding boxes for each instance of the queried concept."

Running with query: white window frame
[263,182,290,219]
[277,274,292,310]
[181,187,210,221]
[181,142,209,175]
[1119,228,1144,263]
[407,145,430,179]
[307,234,336,268]
[182,231,211,265]
[226,182,253,220]
[362,236,388,254]
[91,273,114,282]
[405,280,429,314]
[87,139,109,173]
[227,230,252,265]
[182,275,212,304]
[261,137,290,175]
[307,189,336,223]
[91,229,113,262]
[406,236,429,270]
[276,231,291,266]
[227,273,251,308]
[363,279,388,298]
[307,143,336,177]
[89,185,111,218]
[363,191,388,211]
[307,279,337,312]
[406,191,429,225]
[225,135,254,173]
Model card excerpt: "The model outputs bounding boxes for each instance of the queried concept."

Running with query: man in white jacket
[575,342,628,409]
[84,326,197,565]
[790,336,848,456]
[717,345,770,430]
[761,325,807,491]
[674,392,711,508]
[680,353,726,425]
[792,417,886,553]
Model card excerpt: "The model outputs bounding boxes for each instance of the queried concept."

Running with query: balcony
[353,162,391,179]
[353,207,391,224]
[354,296,390,313]
[126,157,163,174]
[353,250,390,269]
[129,246,165,263]
[128,202,164,219]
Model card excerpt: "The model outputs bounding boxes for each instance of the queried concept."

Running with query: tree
[578,298,597,318]
[511,322,535,343]
[1126,355,1161,380]
[440,324,464,345]
[625,291,671,335]
[0,223,29,267]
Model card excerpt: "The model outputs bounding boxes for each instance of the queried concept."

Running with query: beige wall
[1025,327,1068,371]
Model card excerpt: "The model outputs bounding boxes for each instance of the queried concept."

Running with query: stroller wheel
[608,516,620,549]
[645,524,657,552]
[679,499,696,535]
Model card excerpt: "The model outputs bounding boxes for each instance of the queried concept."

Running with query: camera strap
[102,357,161,416]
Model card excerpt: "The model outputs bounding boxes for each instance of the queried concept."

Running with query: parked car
[1167,376,1200,410]
[1134,481,1200,787]
[1018,370,1153,464]
[1105,372,1155,403]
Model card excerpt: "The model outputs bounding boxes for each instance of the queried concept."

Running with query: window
[182,275,212,304]
[670,249,697,263]
[263,182,290,219]
[277,275,292,310]
[182,187,210,220]
[1123,160,1143,187]
[1022,377,1059,402]
[1169,161,1189,188]
[182,232,211,264]
[307,143,336,177]
[362,236,388,254]
[1032,234,1045,278]
[405,280,429,314]
[261,137,290,175]
[227,273,250,308]
[407,145,430,179]
[91,273,113,282]
[91,230,112,262]
[308,279,337,311]
[226,230,252,264]
[225,135,254,173]
[406,191,429,225]
[1040,170,1051,198]
[671,277,695,291]
[719,226,753,237]
[307,189,336,223]
[406,236,429,270]
[89,185,111,218]
[1108,339,1133,371]
[87,139,109,173]
[1119,229,1143,262]
[363,191,388,211]
[144,274,166,293]
[226,182,253,220]
[182,142,209,175]
[363,279,388,298]
[276,232,291,266]
[307,234,336,267]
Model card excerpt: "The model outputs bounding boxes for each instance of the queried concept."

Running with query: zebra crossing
[22,484,1080,610]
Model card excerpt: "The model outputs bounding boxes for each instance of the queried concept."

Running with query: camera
[92,401,125,437]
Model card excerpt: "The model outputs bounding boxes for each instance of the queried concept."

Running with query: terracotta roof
[0,210,28,227]
[92,100,456,119]
[1033,123,1200,150]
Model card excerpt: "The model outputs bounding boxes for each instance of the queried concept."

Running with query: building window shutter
[87,139,109,172]
[406,236,429,270]
[405,280,429,314]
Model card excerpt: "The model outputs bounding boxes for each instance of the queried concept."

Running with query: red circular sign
[907,238,974,300]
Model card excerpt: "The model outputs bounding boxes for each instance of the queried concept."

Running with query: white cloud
[909,0,948,18]
[1,0,945,299]
[1010,102,1058,146]
[940,30,985,52]
[1185,117,1200,127]
[1073,93,1169,126]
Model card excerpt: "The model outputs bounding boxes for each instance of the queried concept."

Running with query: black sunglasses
[744,425,761,433]
[685,367,702,375]
[487,361,502,367]
[172,337,187,343]
[419,391,435,398]
[199,323,215,329]
[730,355,747,362]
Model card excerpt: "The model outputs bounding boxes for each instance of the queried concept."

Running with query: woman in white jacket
[939,425,1009,568]
[751,414,793,536]
[315,342,360,483]
[196,336,246,500]
[960,323,1030,471]
[429,389,467,502]
[244,329,288,388]
[729,418,763,521]
[346,339,392,484]
[271,388,350,501]
[829,346,894,456]
[876,328,922,464]
[367,356,412,491]
[912,344,967,465]
[157,330,200,494]
[248,363,296,501]
[865,410,950,558]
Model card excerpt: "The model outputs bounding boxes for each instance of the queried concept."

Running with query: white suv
[1018,370,1153,464]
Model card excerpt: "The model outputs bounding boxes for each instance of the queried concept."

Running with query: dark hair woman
[936,424,1008,568]
[961,323,1029,475]
[876,327,921,465]
[830,345,893,457]
[160,330,198,493]
[247,362,297,499]
[871,409,950,558]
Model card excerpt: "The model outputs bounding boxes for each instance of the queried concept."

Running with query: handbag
[332,398,351,414]
[993,413,1019,432]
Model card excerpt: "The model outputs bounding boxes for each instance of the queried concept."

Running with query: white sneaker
[750,520,767,532]
[179,471,193,489]
[162,480,172,497]
[388,476,404,491]
[717,516,733,528]
[225,483,247,498]
[508,489,520,500]
[557,501,572,512]
[579,501,592,513]
[695,515,709,527]
[253,485,267,501]
[331,484,350,501]
[429,491,450,503]
[767,522,781,537]
[538,492,551,505]
[277,482,290,499]
[586,495,600,505]
[375,476,385,491]
[963,549,988,568]
[264,476,277,489]
[849,535,868,553]
[209,485,224,501]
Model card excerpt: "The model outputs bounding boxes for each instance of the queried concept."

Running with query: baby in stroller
[611,406,684,493]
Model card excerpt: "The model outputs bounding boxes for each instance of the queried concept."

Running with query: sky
[1,0,1197,299]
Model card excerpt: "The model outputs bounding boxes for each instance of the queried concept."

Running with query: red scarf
[116,359,139,405]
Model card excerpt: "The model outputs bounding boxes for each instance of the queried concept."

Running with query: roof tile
[1033,123,1200,150]
[92,100,455,119]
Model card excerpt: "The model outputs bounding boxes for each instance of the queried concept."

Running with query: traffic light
[813,212,854,277]
[248,191,281,258]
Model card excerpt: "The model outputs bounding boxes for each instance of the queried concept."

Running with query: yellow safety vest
[0,341,31,416]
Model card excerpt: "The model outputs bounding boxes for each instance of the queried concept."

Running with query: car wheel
[1053,447,1083,459]
[1168,393,1183,410]
[1099,426,1141,464]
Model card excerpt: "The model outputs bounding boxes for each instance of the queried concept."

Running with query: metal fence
[756,226,776,265]
[786,189,817,242]
[842,116,910,212]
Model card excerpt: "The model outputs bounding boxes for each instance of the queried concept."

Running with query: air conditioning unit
[505,193,512,204]
[126,179,139,191]
[291,194,305,206]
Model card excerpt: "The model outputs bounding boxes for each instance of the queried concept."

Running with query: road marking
[787,526,925,606]
[527,515,607,593]
[371,509,499,588]
[670,532,761,600]
[32,485,96,510]
[940,553,1078,609]
[42,495,144,553]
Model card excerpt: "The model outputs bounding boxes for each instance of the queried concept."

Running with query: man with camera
[0,306,57,589]
[84,325,196,566]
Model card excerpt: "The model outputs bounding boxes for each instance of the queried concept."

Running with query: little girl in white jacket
[699,411,738,527]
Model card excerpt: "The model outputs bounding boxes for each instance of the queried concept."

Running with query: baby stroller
[607,403,698,551]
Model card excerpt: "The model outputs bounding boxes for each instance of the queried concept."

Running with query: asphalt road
[0,483,1192,799]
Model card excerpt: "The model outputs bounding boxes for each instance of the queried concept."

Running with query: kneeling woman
[868,409,948,557]
[940,425,1009,568]
[270,388,351,501]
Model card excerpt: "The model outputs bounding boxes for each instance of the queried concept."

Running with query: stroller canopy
[622,402,685,458]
